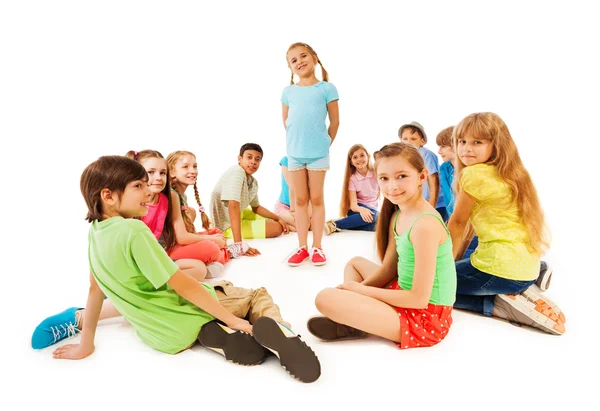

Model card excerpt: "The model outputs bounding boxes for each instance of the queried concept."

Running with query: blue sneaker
[31,307,83,349]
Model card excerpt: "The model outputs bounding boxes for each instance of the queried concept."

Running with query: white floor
[14,230,593,410]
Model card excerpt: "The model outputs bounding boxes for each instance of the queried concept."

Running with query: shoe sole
[198,321,267,366]
[312,260,327,266]
[523,284,566,324]
[253,317,321,383]
[496,292,565,335]
[288,257,309,267]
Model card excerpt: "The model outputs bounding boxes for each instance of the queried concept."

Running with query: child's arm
[252,205,289,233]
[447,189,476,260]
[361,212,398,287]
[427,173,440,207]
[168,270,252,333]
[348,190,374,223]
[170,191,225,247]
[341,216,443,309]
[52,271,105,360]
[327,100,339,144]
[282,103,289,130]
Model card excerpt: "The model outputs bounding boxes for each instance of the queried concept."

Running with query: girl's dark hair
[125,150,176,251]
[239,143,263,157]
[80,156,148,223]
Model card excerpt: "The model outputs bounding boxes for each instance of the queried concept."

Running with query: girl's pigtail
[319,60,329,82]
[193,182,211,231]
[290,71,294,85]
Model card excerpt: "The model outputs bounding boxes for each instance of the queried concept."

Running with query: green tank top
[394,212,457,306]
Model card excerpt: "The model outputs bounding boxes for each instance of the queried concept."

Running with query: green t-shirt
[394,212,457,306]
[88,217,217,354]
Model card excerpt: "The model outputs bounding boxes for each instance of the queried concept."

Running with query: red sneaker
[288,246,310,267]
[311,247,327,266]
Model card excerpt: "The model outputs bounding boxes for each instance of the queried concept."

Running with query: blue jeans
[436,207,448,222]
[454,258,535,316]
[335,203,378,231]
[463,236,478,259]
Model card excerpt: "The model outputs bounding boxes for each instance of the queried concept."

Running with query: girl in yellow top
[448,112,566,335]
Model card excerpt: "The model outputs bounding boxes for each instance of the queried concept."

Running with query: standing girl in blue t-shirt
[281,42,340,267]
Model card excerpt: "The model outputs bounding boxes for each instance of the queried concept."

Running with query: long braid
[193,181,211,230]
[290,71,294,85]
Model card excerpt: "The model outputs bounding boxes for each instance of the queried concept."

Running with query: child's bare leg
[265,220,284,238]
[315,288,402,342]
[344,256,381,283]
[288,169,310,247]
[278,210,297,232]
[176,258,207,282]
[76,298,122,330]
[307,171,326,248]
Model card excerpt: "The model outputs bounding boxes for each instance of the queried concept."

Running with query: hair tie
[133,151,138,158]
[181,205,188,211]
[198,205,206,213]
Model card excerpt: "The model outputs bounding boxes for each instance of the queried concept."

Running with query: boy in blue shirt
[436,126,457,220]
[398,121,443,216]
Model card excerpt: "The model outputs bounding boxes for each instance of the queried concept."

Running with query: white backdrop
[2,0,598,409]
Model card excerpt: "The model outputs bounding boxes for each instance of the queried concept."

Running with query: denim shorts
[287,155,330,171]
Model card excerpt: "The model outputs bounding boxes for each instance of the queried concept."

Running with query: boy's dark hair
[80,155,148,223]
[435,126,455,147]
[239,143,263,157]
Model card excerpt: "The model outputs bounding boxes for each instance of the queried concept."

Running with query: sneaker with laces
[324,220,337,235]
[536,261,553,291]
[311,247,327,266]
[494,288,566,335]
[31,307,83,349]
[288,246,309,267]
[252,316,321,383]
[307,316,368,342]
[197,320,267,365]
[226,242,250,259]
[206,262,225,278]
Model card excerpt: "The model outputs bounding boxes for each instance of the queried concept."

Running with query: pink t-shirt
[348,170,379,210]
[142,193,168,240]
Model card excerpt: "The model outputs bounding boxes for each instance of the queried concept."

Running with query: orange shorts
[388,280,453,349]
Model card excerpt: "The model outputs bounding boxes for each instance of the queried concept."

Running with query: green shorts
[224,208,267,239]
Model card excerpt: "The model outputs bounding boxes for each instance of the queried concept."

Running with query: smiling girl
[308,142,456,349]
[325,144,379,234]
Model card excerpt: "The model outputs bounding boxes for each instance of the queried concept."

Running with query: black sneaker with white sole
[198,320,267,365]
[252,316,321,383]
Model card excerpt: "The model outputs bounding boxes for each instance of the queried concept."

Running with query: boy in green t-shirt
[33,155,320,383]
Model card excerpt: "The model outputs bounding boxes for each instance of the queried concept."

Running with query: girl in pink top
[325,144,380,234]
[127,150,236,279]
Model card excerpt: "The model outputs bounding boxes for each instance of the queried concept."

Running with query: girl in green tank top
[309,143,457,349]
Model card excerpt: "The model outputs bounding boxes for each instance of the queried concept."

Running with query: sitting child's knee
[315,288,335,313]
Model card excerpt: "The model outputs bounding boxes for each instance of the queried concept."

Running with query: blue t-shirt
[419,146,440,203]
[440,161,455,216]
[279,156,290,206]
[281,81,339,159]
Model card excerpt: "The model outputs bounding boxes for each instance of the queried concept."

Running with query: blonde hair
[340,144,373,217]
[373,142,425,261]
[286,42,329,85]
[166,150,212,232]
[453,112,549,255]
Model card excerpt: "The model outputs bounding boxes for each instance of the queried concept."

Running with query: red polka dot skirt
[388,280,453,349]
